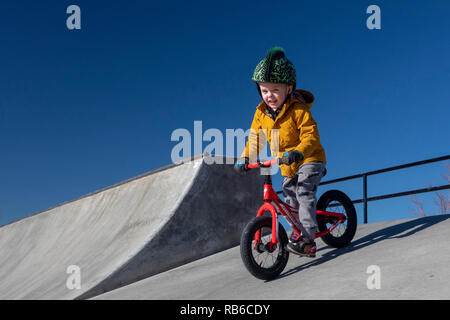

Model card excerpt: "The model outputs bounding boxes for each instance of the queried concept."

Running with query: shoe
[286,237,317,257]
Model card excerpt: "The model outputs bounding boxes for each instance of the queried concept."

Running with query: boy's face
[259,82,293,111]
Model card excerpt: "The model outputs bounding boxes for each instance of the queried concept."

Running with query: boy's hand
[280,150,303,165]
[234,157,250,173]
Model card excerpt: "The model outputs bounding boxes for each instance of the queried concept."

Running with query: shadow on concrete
[277,215,450,280]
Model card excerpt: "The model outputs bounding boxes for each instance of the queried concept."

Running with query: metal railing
[277,155,450,224]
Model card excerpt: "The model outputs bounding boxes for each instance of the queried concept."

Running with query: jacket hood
[292,89,315,109]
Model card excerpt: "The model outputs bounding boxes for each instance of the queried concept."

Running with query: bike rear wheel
[317,190,357,248]
[240,216,289,280]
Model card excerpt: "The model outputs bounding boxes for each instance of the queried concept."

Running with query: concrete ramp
[94,215,450,300]
[0,154,264,299]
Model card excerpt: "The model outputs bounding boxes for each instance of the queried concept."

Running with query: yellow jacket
[241,89,326,178]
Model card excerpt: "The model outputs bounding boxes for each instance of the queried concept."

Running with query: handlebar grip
[247,159,279,169]
[246,162,260,169]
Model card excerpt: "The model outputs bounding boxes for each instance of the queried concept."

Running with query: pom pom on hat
[265,46,286,61]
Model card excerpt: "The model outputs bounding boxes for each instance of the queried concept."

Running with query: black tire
[240,216,289,280]
[317,190,357,248]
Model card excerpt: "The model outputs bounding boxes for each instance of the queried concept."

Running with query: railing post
[363,174,368,224]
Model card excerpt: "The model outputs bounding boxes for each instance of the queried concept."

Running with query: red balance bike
[240,159,357,280]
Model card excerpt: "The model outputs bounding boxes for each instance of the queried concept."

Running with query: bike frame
[248,159,346,249]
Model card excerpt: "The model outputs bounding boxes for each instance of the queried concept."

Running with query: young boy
[235,47,327,257]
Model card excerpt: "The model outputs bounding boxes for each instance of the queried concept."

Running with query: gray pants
[282,162,327,240]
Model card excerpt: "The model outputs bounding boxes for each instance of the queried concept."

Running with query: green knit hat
[252,46,296,87]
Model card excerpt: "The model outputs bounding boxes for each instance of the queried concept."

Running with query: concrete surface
[95,215,450,300]
[0,153,264,299]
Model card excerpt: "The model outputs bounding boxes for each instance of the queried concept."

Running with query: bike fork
[256,202,280,250]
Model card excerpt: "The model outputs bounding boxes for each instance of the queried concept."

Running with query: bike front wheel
[240,216,289,280]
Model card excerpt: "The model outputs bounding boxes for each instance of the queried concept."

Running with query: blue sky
[0,0,449,227]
